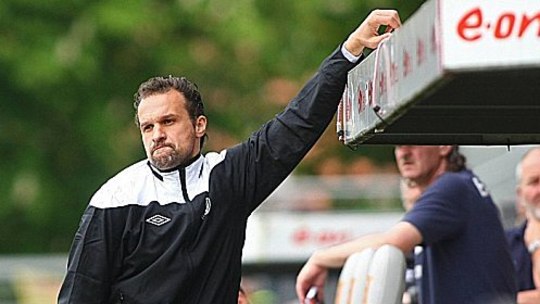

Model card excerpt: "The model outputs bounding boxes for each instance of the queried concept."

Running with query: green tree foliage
[0,0,423,253]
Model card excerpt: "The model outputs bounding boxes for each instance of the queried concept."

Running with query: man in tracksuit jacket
[58,10,402,304]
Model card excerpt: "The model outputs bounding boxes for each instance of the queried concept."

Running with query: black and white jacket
[58,46,360,304]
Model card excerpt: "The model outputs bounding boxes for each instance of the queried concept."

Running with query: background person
[238,285,251,304]
[399,179,422,304]
[506,147,540,304]
[296,146,517,304]
[57,10,402,304]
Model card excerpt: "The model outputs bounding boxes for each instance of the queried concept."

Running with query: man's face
[518,149,540,220]
[394,145,450,187]
[137,90,206,170]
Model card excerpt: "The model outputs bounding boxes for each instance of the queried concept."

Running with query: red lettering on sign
[390,62,398,85]
[494,13,515,38]
[417,39,425,66]
[293,228,310,244]
[458,8,483,41]
[292,227,352,246]
[431,26,438,54]
[403,50,412,77]
[357,86,365,113]
[519,13,540,37]
[458,7,540,41]
[378,71,386,96]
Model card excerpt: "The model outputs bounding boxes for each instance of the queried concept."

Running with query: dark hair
[133,75,207,149]
[446,145,467,172]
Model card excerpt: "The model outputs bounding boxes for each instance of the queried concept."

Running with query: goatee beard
[151,151,182,171]
[525,202,540,222]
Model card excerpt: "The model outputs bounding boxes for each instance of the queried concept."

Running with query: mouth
[398,161,416,174]
[400,160,414,167]
[152,145,173,154]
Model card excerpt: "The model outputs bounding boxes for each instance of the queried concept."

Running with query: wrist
[310,249,326,266]
[311,249,339,269]
[344,37,365,57]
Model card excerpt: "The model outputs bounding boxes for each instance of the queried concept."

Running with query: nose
[152,124,166,143]
[533,180,540,196]
[395,145,412,158]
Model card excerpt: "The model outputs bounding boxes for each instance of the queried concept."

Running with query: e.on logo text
[457,7,540,41]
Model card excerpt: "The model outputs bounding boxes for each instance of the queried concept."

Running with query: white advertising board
[339,0,441,146]
[441,0,540,70]
[242,211,403,263]
[339,0,540,147]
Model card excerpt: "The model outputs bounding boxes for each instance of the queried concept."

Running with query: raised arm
[230,9,402,214]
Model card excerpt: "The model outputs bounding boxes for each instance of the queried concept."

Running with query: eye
[527,177,540,186]
[141,124,153,133]
[163,118,174,125]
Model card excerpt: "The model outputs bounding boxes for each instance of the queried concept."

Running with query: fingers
[295,264,315,302]
[370,9,402,32]
[295,277,309,302]
[316,286,325,303]
[344,9,401,55]
[371,32,392,44]
[296,283,325,304]
[296,263,328,303]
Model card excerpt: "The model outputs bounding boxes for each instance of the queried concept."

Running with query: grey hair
[516,147,540,184]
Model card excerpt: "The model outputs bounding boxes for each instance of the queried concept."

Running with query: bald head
[516,147,540,221]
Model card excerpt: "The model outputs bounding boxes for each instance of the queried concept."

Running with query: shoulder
[203,146,257,173]
[89,160,148,208]
[434,170,489,197]
[436,170,471,187]
[420,171,469,200]
[108,159,149,185]
[413,170,487,212]
[203,150,227,168]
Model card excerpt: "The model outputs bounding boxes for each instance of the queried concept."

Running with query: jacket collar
[146,154,203,181]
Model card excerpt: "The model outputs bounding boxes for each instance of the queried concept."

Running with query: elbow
[381,222,423,254]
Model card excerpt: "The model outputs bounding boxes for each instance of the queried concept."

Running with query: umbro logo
[146,214,171,226]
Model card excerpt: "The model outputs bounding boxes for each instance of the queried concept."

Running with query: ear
[438,145,453,157]
[516,185,523,205]
[194,115,207,138]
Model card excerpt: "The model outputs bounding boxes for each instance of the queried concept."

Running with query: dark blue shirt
[403,170,517,304]
[505,221,535,291]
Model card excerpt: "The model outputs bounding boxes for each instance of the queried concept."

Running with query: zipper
[178,168,191,203]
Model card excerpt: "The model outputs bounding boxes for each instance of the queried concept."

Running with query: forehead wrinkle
[139,113,177,127]
[138,93,186,123]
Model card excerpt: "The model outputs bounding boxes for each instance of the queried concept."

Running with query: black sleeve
[224,45,362,213]
[58,206,120,303]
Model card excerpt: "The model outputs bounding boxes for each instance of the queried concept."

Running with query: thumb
[372,33,392,48]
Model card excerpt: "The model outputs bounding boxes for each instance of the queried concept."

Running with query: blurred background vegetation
[0,0,424,254]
